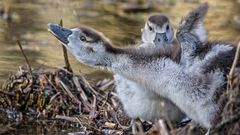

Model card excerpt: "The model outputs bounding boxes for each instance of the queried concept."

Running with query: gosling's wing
[176,3,209,49]
[170,39,181,63]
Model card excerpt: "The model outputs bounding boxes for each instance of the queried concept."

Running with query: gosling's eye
[166,24,169,31]
[80,36,86,42]
[149,26,153,31]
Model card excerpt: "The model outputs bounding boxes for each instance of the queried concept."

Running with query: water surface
[0,0,239,83]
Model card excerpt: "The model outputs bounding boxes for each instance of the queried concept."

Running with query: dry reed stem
[135,118,145,135]
[72,76,89,103]
[55,115,80,123]
[214,112,240,131]
[157,119,170,135]
[59,19,73,73]
[227,41,240,88]
[89,95,97,119]
[17,40,33,79]
[113,112,131,129]
[60,80,81,105]
[98,80,114,90]
[159,102,175,135]
[0,90,15,96]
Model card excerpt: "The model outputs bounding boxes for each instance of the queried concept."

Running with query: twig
[98,80,114,90]
[48,92,61,105]
[228,41,240,86]
[17,40,33,79]
[72,76,89,103]
[156,119,170,135]
[0,124,16,134]
[135,118,144,135]
[0,90,15,97]
[78,74,113,108]
[79,74,105,99]
[55,115,101,132]
[99,92,110,110]
[159,102,175,135]
[57,66,73,75]
[113,110,131,129]
[213,112,240,131]
[59,80,81,105]
[59,19,73,73]
[56,115,79,123]
[89,95,97,119]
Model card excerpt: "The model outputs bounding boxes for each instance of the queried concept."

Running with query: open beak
[48,23,72,45]
[153,33,168,46]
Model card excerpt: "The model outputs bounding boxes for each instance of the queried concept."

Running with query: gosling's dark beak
[48,23,72,45]
[153,33,168,46]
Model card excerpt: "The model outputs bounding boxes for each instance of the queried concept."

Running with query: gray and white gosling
[48,23,225,130]
[115,14,185,133]
[176,3,236,74]
[141,14,174,46]
[176,3,237,134]
[141,14,181,61]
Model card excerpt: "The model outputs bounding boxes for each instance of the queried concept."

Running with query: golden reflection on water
[0,0,239,84]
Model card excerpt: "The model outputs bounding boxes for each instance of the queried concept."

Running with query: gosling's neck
[79,43,179,72]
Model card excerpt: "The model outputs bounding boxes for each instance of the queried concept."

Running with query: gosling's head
[141,14,174,48]
[48,23,115,66]
[48,23,113,50]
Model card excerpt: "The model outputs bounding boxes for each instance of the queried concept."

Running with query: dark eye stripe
[166,24,169,30]
[147,23,153,31]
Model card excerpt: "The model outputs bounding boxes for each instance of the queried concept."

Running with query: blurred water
[0,0,239,84]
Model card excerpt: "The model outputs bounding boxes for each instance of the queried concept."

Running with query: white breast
[114,74,185,122]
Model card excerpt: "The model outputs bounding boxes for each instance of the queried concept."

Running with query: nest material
[0,66,240,135]
[0,67,131,135]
